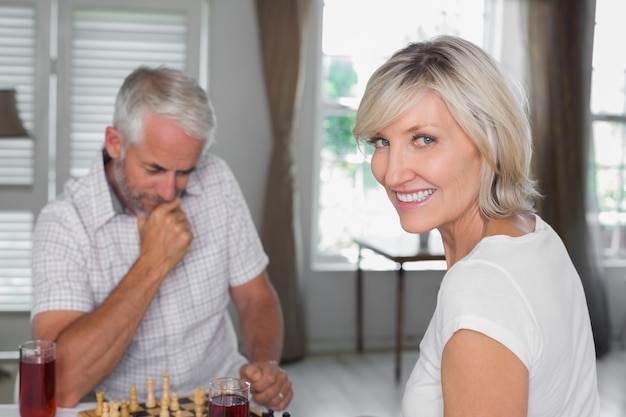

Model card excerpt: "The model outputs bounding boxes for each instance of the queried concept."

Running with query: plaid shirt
[32,150,268,400]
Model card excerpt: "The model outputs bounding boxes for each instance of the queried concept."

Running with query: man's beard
[113,157,165,218]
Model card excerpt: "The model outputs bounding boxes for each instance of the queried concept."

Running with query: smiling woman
[315,0,487,264]
[363,91,484,238]
[353,35,600,417]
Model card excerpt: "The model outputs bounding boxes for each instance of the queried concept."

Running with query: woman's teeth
[397,189,434,203]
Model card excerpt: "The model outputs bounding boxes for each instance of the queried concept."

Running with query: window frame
[590,113,626,259]
[588,0,626,261]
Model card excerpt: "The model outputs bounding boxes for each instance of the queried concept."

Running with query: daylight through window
[316,0,485,263]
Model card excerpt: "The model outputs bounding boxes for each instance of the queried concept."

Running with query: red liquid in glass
[209,394,249,417]
[19,357,56,417]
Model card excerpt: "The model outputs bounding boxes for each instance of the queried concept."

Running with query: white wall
[207,0,272,228]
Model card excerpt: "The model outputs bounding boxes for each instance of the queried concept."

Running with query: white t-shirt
[402,215,600,417]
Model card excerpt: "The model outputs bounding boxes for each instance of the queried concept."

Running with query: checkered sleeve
[220,161,269,286]
[31,199,95,319]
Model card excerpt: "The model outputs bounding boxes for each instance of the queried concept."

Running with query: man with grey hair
[31,66,292,411]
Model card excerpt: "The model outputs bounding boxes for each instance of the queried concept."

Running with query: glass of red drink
[19,340,56,417]
[208,377,250,417]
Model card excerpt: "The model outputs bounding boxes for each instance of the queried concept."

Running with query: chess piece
[120,399,130,417]
[194,388,205,417]
[129,384,140,412]
[95,391,105,417]
[175,410,182,417]
[162,372,170,405]
[101,402,110,417]
[109,400,120,417]
[170,392,179,411]
[146,376,157,408]
[193,388,203,405]
[194,388,205,407]
[159,396,170,417]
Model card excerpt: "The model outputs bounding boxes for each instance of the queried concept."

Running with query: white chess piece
[109,400,120,417]
[159,396,170,417]
[95,392,105,417]
[101,402,110,417]
[170,392,179,411]
[194,388,205,417]
[129,384,140,412]
[161,372,170,408]
[145,376,157,408]
[120,399,130,417]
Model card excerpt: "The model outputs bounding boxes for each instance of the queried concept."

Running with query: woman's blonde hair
[353,35,540,218]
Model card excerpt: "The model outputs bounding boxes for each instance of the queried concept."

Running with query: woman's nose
[383,145,416,186]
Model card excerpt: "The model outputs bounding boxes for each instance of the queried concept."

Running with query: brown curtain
[255,0,311,362]
[528,0,611,357]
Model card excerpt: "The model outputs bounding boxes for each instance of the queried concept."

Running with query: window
[314,0,486,265]
[0,212,33,308]
[0,4,36,187]
[0,0,49,311]
[0,0,206,310]
[590,0,626,258]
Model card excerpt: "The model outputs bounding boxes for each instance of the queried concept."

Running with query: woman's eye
[414,135,435,146]
[367,137,389,148]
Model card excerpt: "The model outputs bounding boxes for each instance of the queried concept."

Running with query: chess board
[77,396,263,417]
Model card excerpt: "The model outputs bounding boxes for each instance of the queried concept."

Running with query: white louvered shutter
[0,3,40,311]
[0,5,36,186]
[68,9,189,177]
[0,0,204,311]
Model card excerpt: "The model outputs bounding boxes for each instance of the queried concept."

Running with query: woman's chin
[399,220,430,235]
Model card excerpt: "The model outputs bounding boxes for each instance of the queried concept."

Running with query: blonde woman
[354,35,599,417]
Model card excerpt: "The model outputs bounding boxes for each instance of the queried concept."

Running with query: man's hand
[240,360,293,411]
[136,197,192,275]
[33,197,194,407]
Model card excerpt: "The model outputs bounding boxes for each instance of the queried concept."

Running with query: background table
[354,233,445,382]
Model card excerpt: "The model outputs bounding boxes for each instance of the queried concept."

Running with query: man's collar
[102,148,127,215]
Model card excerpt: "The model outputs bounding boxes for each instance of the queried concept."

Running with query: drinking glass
[208,377,250,417]
[19,340,56,417]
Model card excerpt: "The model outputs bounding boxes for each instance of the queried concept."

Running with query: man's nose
[157,172,177,202]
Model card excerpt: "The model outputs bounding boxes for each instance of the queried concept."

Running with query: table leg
[357,244,364,353]
[622,276,626,349]
[395,263,405,383]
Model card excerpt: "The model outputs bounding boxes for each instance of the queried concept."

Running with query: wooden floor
[282,346,626,417]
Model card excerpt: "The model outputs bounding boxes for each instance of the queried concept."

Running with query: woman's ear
[105,126,123,159]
